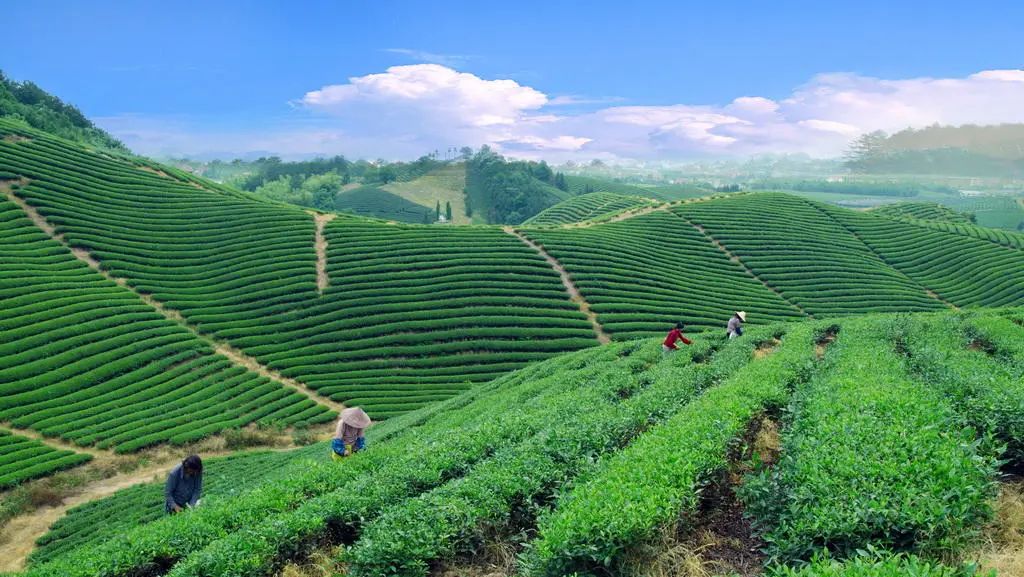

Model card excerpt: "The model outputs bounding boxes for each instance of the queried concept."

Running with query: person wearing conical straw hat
[727,311,747,339]
[332,407,371,461]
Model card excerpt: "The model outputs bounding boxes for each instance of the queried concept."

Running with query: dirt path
[0,437,316,573]
[2,181,345,416]
[0,463,171,572]
[504,227,611,345]
[308,211,337,295]
[674,213,810,318]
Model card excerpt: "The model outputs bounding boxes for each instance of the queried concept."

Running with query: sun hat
[340,407,372,429]
[736,311,747,321]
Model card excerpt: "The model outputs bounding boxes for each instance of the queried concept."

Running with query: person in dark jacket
[165,455,203,514]
[662,322,693,355]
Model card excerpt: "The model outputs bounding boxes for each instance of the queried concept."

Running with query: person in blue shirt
[165,454,203,514]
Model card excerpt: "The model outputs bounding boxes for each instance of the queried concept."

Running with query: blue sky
[5,0,1024,160]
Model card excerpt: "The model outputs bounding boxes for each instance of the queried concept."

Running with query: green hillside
[15,308,1024,577]
[334,185,433,223]
[381,164,470,224]
[3,119,1024,404]
[0,71,127,153]
[563,174,653,197]
[0,119,596,423]
[523,192,659,225]
[0,183,332,457]
[6,117,1024,573]
[870,201,975,223]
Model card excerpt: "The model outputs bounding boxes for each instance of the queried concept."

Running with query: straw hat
[340,407,371,429]
[736,311,747,322]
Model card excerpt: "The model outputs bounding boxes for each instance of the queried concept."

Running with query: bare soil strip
[2,182,345,415]
[973,477,1024,577]
[0,464,169,572]
[0,438,316,573]
[504,227,611,345]
[308,211,337,295]
[674,212,810,318]
[2,134,30,143]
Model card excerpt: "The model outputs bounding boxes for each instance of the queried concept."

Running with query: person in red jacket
[662,322,693,355]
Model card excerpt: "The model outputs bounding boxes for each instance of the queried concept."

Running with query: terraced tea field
[870,201,975,223]
[0,430,91,489]
[0,193,331,456]
[14,309,1023,577]
[4,120,1024,575]
[524,192,658,225]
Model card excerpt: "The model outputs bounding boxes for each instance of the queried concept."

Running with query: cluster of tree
[231,154,449,192]
[0,70,127,151]
[226,154,454,211]
[464,146,569,224]
[845,127,1024,177]
[250,172,345,210]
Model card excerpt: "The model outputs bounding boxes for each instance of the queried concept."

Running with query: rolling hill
[380,164,471,224]
[523,192,659,225]
[3,117,1024,575]
[333,185,434,223]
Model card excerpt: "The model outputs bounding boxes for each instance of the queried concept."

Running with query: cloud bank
[102,65,1024,161]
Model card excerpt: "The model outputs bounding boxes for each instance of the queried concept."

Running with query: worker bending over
[662,322,693,355]
[165,455,203,514]
[332,407,371,460]
[727,311,746,339]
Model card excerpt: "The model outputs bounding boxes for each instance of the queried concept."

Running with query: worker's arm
[165,469,180,512]
[188,474,202,507]
[681,335,692,345]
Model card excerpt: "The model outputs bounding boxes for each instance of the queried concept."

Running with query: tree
[459,146,473,160]
[844,131,889,172]
[300,172,344,210]
[554,172,568,192]
[533,161,553,183]
[435,200,441,222]
[445,201,452,222]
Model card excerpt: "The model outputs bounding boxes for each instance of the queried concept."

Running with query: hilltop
[0,72,126,153]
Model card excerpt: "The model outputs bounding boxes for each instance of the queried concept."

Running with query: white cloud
[101,66,1024,161]
[300,64,547,129]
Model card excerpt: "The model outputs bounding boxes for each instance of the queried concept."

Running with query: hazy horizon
[5,1,1024,162]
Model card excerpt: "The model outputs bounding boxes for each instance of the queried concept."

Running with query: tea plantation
[12,309,1024,577]
[3,119,1024,575]
[523,192,657,225]
[0,195,332,455]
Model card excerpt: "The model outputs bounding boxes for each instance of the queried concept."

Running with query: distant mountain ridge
[846,123,1024,176]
